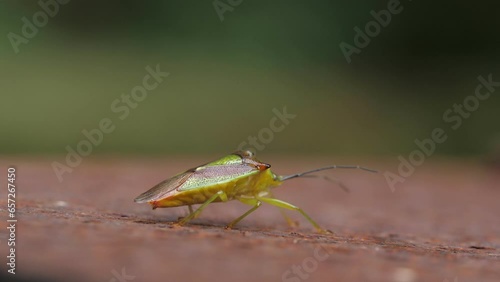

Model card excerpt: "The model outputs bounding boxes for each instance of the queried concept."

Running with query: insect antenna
[279,165,378,182]
[300,174,351,193]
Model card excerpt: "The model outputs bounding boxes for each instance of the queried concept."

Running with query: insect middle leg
[257,197,327,233]
[226,197,262,229]
[177,191,228,225]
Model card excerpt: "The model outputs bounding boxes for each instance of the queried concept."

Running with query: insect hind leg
[258,197,328,233]
[182,205,200,219]
[177,191,228,226]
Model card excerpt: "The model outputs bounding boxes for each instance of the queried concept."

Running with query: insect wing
[134,171,193,203]
[134,152,267,203]
[179,164,259,191]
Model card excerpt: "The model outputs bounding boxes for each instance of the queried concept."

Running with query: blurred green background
[1,0,499,157]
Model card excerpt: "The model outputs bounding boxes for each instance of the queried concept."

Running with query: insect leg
[226,198,262,229]
[177,191,228,226]
[258,197,327,233]
[267,191,298,228]
[185,205,201,219]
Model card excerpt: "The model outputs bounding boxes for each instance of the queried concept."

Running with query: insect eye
[256,163,271,171]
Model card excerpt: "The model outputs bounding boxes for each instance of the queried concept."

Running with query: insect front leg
[268,191,299,228]
[257,197,329,234]
[226,197,262,229]
[177,191,229,226]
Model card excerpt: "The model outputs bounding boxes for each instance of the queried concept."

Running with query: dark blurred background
[1,0,499,157]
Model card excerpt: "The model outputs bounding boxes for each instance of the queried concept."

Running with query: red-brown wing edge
[134,171,194,203]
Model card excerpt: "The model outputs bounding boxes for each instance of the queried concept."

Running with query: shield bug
[134,150,377,233]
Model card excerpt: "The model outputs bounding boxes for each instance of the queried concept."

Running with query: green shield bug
[134,150,377,233]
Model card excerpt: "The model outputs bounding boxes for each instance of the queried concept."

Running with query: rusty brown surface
[0,156,499,282]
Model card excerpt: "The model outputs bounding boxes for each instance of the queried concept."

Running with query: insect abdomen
[150,181,238,208]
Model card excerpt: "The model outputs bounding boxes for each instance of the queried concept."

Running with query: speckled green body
[134,150,377,232]
[153,169,281,208]
[134,151,283,209]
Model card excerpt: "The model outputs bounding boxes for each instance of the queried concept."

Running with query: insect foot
[173,220,185,227]
[322,229,334,235]
[176,217,190,226]
[284,217,300,228]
